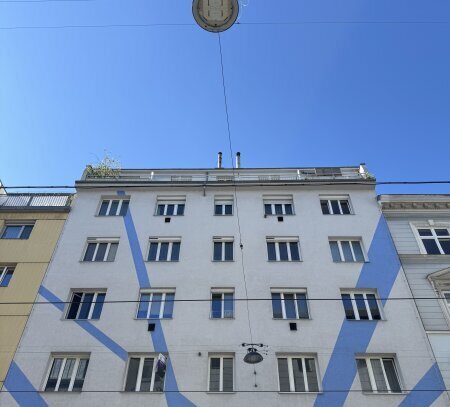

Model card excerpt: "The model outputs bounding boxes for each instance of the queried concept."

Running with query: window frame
[329,238,367,262]
[147,237,181,262]
[210,288,235,319]
[155,197,186,216]
[65,290,106,320]
[0,266,15,287]
[97,197,130,216]
[319,195,353,215]
[212,237,234,262]
[43,354,90,392]
[276,355,320,393]
[82,238,119,262]
[411,223,450,255]
[124,354,167,392]
[340,290,383,321]
[356,356,402,394]
[136,289,176,319]
[214,197,234,216]
[207,354,235,393]
[0,223,34,239]
[266,237,301,262]
[271,289,310,320]
[263,199,295,216]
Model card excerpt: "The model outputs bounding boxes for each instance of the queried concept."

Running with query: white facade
[2,167,448,407]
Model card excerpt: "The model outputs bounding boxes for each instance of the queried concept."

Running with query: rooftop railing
[0,194,73,208]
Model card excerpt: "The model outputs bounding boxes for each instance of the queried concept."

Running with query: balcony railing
[0,194,73,208]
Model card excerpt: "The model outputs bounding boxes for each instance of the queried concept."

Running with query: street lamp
[242,343,265,364]
[192,0,239,33]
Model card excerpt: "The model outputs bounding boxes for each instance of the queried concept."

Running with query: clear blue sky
[1,0,450,194]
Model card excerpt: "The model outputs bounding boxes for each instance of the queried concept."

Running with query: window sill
[145,261,179,263]
[267,260,302,263]
[272,318,310,321]
[212,260,235,263]
[332,261,368,264]
[134,318,173,321]
[154,215,184,217]
[210,317,235,320]
[41,391,83,394]
[207,391,236,394]
[345,319,384,322]
[278,391,321,395]
[120,391,164,394]
[362,391,405,396]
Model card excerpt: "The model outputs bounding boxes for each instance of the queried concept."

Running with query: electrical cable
[0,389,447,393]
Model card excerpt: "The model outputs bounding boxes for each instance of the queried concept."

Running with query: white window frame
[356,356,402,393]
[136,289,176,319]
[277,355,320,393]
[340,290,383,320]
[147,238,181,262]
[271,289,309,319]
[214,196,234,216]
[411,223,450,255]
[263,197,295,216]
[319,195,353,215]
[125,354,166,392]
[82,238,119,262]
[43,354,90,392]
[155,196,186,216]
[65,290,106,320]
[210,288,235,319]
[97,197,129,216]
[442,291,450,313]
[266,237,301,262]
[213,237,234,261]
[329,238,367,262]
[208,354,234,392]
[1,223,34,239]
[0,266,14,286]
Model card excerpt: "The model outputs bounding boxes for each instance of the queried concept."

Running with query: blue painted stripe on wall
[38,286,64,311]
[4,361,48,407]
[398,363,446,407]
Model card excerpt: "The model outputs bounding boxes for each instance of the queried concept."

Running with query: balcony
[0,194,73,212]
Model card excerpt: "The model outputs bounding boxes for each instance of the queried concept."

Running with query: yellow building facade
[0,191,72,389]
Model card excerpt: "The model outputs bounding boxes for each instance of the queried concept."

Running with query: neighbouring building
[1,161,448,407]
[379,194,450,394]
[0,182,73,391]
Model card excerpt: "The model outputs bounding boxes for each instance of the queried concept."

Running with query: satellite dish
[192,0,239,33]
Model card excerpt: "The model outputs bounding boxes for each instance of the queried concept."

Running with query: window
[416,227,450,255]
[98,198,129,216]
[329,239,365,262]
[267,237,301,262]
[264,197,294,216]
[271,290,309,319]
[125,355,166,392]
[66,291,106,320]
[83,239,119,262]
[213,237,234,261]
[356,356,401,393]
[442,292,450,310]
[1,224,33,239]
[147,238,181,261]
[341,291,382,320]
[211,289,234,319]
[44,355,89,392]
[136,290,175,319]
[0,266,14,287]
[208,355,234,392]
[215,197,233,216]
[320,197,352,215]
[156,197,185,216]
[277,356,320,392]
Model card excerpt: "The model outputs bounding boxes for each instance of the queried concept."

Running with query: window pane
[264,204,272,215]
[211,294,222,318]
[422,239,441,254]
[209,358,221,391]
[137,294,150,318]
[159,243,169,261]
[0,269,14,287]
[99,200,109,216]
[277,358,290,392]
[153,364,165,392]
[94,243,107,261]
[157,205,165,216]
[91,293,105,319]
[83,243,96,261]
[292,358,306,392]
[370,359,388,392]
[125,358,140,391]
[272,293,283,318]
[331,200,340,214]
[341,241,354,262]
[340,200,351,214]
[109,200,119,216]
[267,242,276,261]
[418,229,433,236]
[150,294,162,318]
[107,243,118,261]
[279,242,288,261]
[320,200,330,215]
[163,293,175,318]
[284,294,296,319]
[140,358,154,391]
[177,204,185,215]
[366,294,381,320]
[329,241,341,262]
[224,293,234,318]
[21,225,33,239]
[356,359,372,392]
[224,242,233,261]
[45,358,63,391]
[72,359,89,391]
[290,242,300,261]
[225,205,232,215]
[67,293,82,319]
[166,204,174,216]
[171,242,180,261]
[215,205,222,215]
[58,358,75,391]
[355,294,368,320]
[2,226,22,239]
[383,359,401,393]
[296,294,309,319]
[305,358,319,392]
[341,294,355,319]
[78,293,94,319]
[439,239,450,255]
[213,242,222,261]
[352,241,365,262]
[285,204,293,215]
[119,200,129,216]
[148,243,158,261]
[436,229,450,236]
[223,358,233,392]
[275,204,283,215]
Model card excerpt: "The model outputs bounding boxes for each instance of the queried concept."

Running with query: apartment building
[379,194,450,393]
[1,164,447,407]
[0,184,72,391]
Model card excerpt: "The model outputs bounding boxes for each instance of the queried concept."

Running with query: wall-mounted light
[192,0,239,33]
[242,343,265,364]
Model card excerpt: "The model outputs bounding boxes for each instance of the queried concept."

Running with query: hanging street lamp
[192,0,239,33]
[242,343,265,364]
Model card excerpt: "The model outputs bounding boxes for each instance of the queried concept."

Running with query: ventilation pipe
[236,152,241,169]
[217,152,223,169]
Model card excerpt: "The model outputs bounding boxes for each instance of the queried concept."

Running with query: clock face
[192,0,239,33]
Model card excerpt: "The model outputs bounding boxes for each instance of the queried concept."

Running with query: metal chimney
[217,152,223,169]
[236,152,241,169]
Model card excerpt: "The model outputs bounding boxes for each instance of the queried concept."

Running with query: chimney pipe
[236,152,241,169]
[217,152,223,169]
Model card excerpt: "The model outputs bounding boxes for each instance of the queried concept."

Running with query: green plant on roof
[86,153,121,178]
